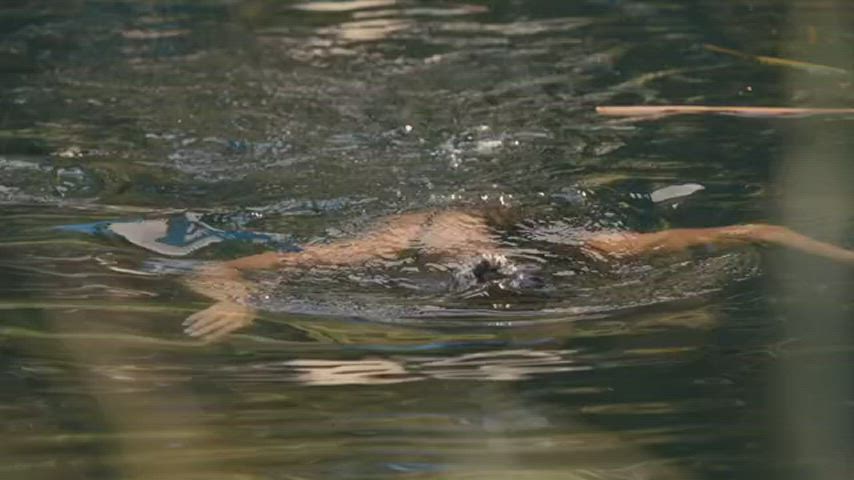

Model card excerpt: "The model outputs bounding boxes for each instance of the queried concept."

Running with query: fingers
[182,309,209,328]
[186,314,237,338]
[185,314,249,340]
[183,304,253,341]
[199,321,244,343]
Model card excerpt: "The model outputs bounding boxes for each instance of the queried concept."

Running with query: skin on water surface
[4,2,854,478]
[182,209,854,341]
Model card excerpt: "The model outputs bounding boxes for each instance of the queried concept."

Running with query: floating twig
[596,105,854,118]
[704,44,849,76]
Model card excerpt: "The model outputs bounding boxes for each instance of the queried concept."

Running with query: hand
[745,224,854,265]
[183,301,255,342]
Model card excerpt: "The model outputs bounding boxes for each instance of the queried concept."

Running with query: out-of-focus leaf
[596,105,854,118]
[704,44,849,76]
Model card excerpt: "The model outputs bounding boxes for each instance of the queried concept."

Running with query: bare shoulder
[429,209,488,225]
[375,211,433,229]
[364,209,488,241]
[418,209,497,257]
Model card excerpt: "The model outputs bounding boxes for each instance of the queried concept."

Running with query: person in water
[182,208,854,341]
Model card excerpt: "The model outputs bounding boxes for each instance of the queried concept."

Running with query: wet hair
[478,204,525,230]
[453,253,545,291]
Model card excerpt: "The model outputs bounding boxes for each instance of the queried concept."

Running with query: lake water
[2,1,853,479]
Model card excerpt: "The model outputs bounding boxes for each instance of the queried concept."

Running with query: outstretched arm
[182,212,432,341]
[585,224,854,264]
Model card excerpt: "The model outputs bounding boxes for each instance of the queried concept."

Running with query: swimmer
[182,209,854,341]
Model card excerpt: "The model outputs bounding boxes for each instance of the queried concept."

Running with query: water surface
[2,1,854,479]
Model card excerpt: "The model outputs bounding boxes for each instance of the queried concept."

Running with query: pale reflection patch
[270,349,590,386]
[292,0,399,13]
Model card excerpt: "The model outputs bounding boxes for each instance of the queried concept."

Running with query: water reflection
[2,0,854,479]
[259,0,490,45]
[293,0,400,13]
[234,349,588,385]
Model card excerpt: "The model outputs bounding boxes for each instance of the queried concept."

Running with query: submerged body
[183,209,854,341]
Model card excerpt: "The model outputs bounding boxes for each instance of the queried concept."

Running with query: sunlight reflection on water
[1,0,853,479]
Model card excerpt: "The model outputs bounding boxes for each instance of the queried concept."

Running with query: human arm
[585,224,854,264]
[182,212,431,340]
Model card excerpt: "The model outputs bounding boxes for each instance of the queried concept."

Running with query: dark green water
[2,1,853,479]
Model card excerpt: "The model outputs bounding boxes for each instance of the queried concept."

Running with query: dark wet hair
[478,204,525,230]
